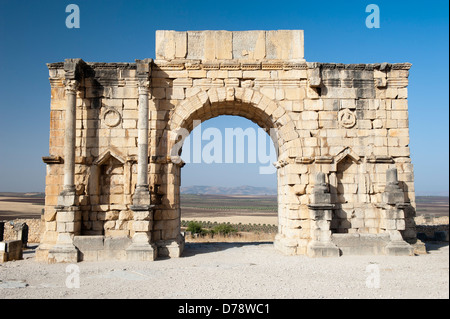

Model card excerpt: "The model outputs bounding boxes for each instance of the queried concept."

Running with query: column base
[35,244,53,262]
[156,233,185,258]
[307,241,340,257]
[131,185,151,207]
[126,243,157,261]
[56,188,77,207]
[274,235,299,255]
[47,244,80,263]
[385,241,414,256]
[385,230,414,256]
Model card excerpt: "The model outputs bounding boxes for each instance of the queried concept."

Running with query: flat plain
[0,192,448,225]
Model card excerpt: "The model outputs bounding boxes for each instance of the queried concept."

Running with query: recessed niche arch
[86,149,129,235]
[329,148,362,234]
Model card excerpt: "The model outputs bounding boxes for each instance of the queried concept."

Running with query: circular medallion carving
[338,109,356,128]
[103,109,122,127]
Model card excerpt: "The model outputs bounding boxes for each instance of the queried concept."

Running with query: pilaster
[49,59,85,263]
[307,172,340,257]
[381,168,414,256]
[126,59,157,261]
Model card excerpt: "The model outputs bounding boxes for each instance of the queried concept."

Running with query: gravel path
[0,242,448,299]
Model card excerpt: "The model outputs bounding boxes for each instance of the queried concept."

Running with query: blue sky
[0,0,448,195]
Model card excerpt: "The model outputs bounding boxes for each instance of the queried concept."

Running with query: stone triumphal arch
[37,30,423,263]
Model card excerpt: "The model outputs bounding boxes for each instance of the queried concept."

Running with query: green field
[181,194,448,217]
[181,194,277,211]
[0,193,447,221]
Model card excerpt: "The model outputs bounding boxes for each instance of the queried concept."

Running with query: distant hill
[181,185,277,195]
[0,192,45,198]
[416,191,449,197]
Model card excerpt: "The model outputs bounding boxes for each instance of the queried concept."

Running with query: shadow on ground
[178,241,274,258]
[425,242,449,252]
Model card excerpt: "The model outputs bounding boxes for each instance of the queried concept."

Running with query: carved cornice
[48,60,412,74]
[42,155,63,164]
[159,62,185,70]
[47,62,64,69]
[49,78,64,88]
[87,62,136,70]
[366,155,394,163]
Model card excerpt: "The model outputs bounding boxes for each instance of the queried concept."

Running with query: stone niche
[36,30,423,263]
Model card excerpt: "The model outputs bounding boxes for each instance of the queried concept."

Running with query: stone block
[119,210,133,220]
[73,235,104,251]
[133,221,151,232]
[98,249,127,261]
[156,236,184,258]
[103,211,119,221]
[274,237,298,256]
[385,219,397,230]
[5,240,23,260]
[103,221,116,230]
[48,244,79,263]
[105,229,130,237]
[382,191,404,205]
[385,240,414,256]
[351,218,364,229]
[79,250,98,262]
[332,233,390,255]
[156,30,185,60]
[306,241,340,257]
[304,99,323,111]
[126,243,157,261]
[104,236,132,250]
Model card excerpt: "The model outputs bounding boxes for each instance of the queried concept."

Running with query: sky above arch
[0,0,448,195]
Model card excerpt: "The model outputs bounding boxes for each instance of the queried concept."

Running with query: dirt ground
[0,242,448,299]
[0,197,44,220]
[0,195,449,299]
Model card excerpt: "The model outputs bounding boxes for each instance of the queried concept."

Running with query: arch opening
[155,88,304,255]
[177,115,279,243]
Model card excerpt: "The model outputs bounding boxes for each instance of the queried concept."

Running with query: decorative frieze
[202,62,220,70]
[241,62,261,70]
[220,62,241,70]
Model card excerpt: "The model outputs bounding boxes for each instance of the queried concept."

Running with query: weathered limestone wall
[156,30,304,61]
[150,58,415,255]
[38,30,418,262]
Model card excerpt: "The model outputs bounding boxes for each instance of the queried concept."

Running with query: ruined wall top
[155,30,305,62]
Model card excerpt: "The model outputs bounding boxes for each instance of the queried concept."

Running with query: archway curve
[166,87,303,160]
[155,86,307,257]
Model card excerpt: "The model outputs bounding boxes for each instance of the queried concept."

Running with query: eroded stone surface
[38,30,418,262]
